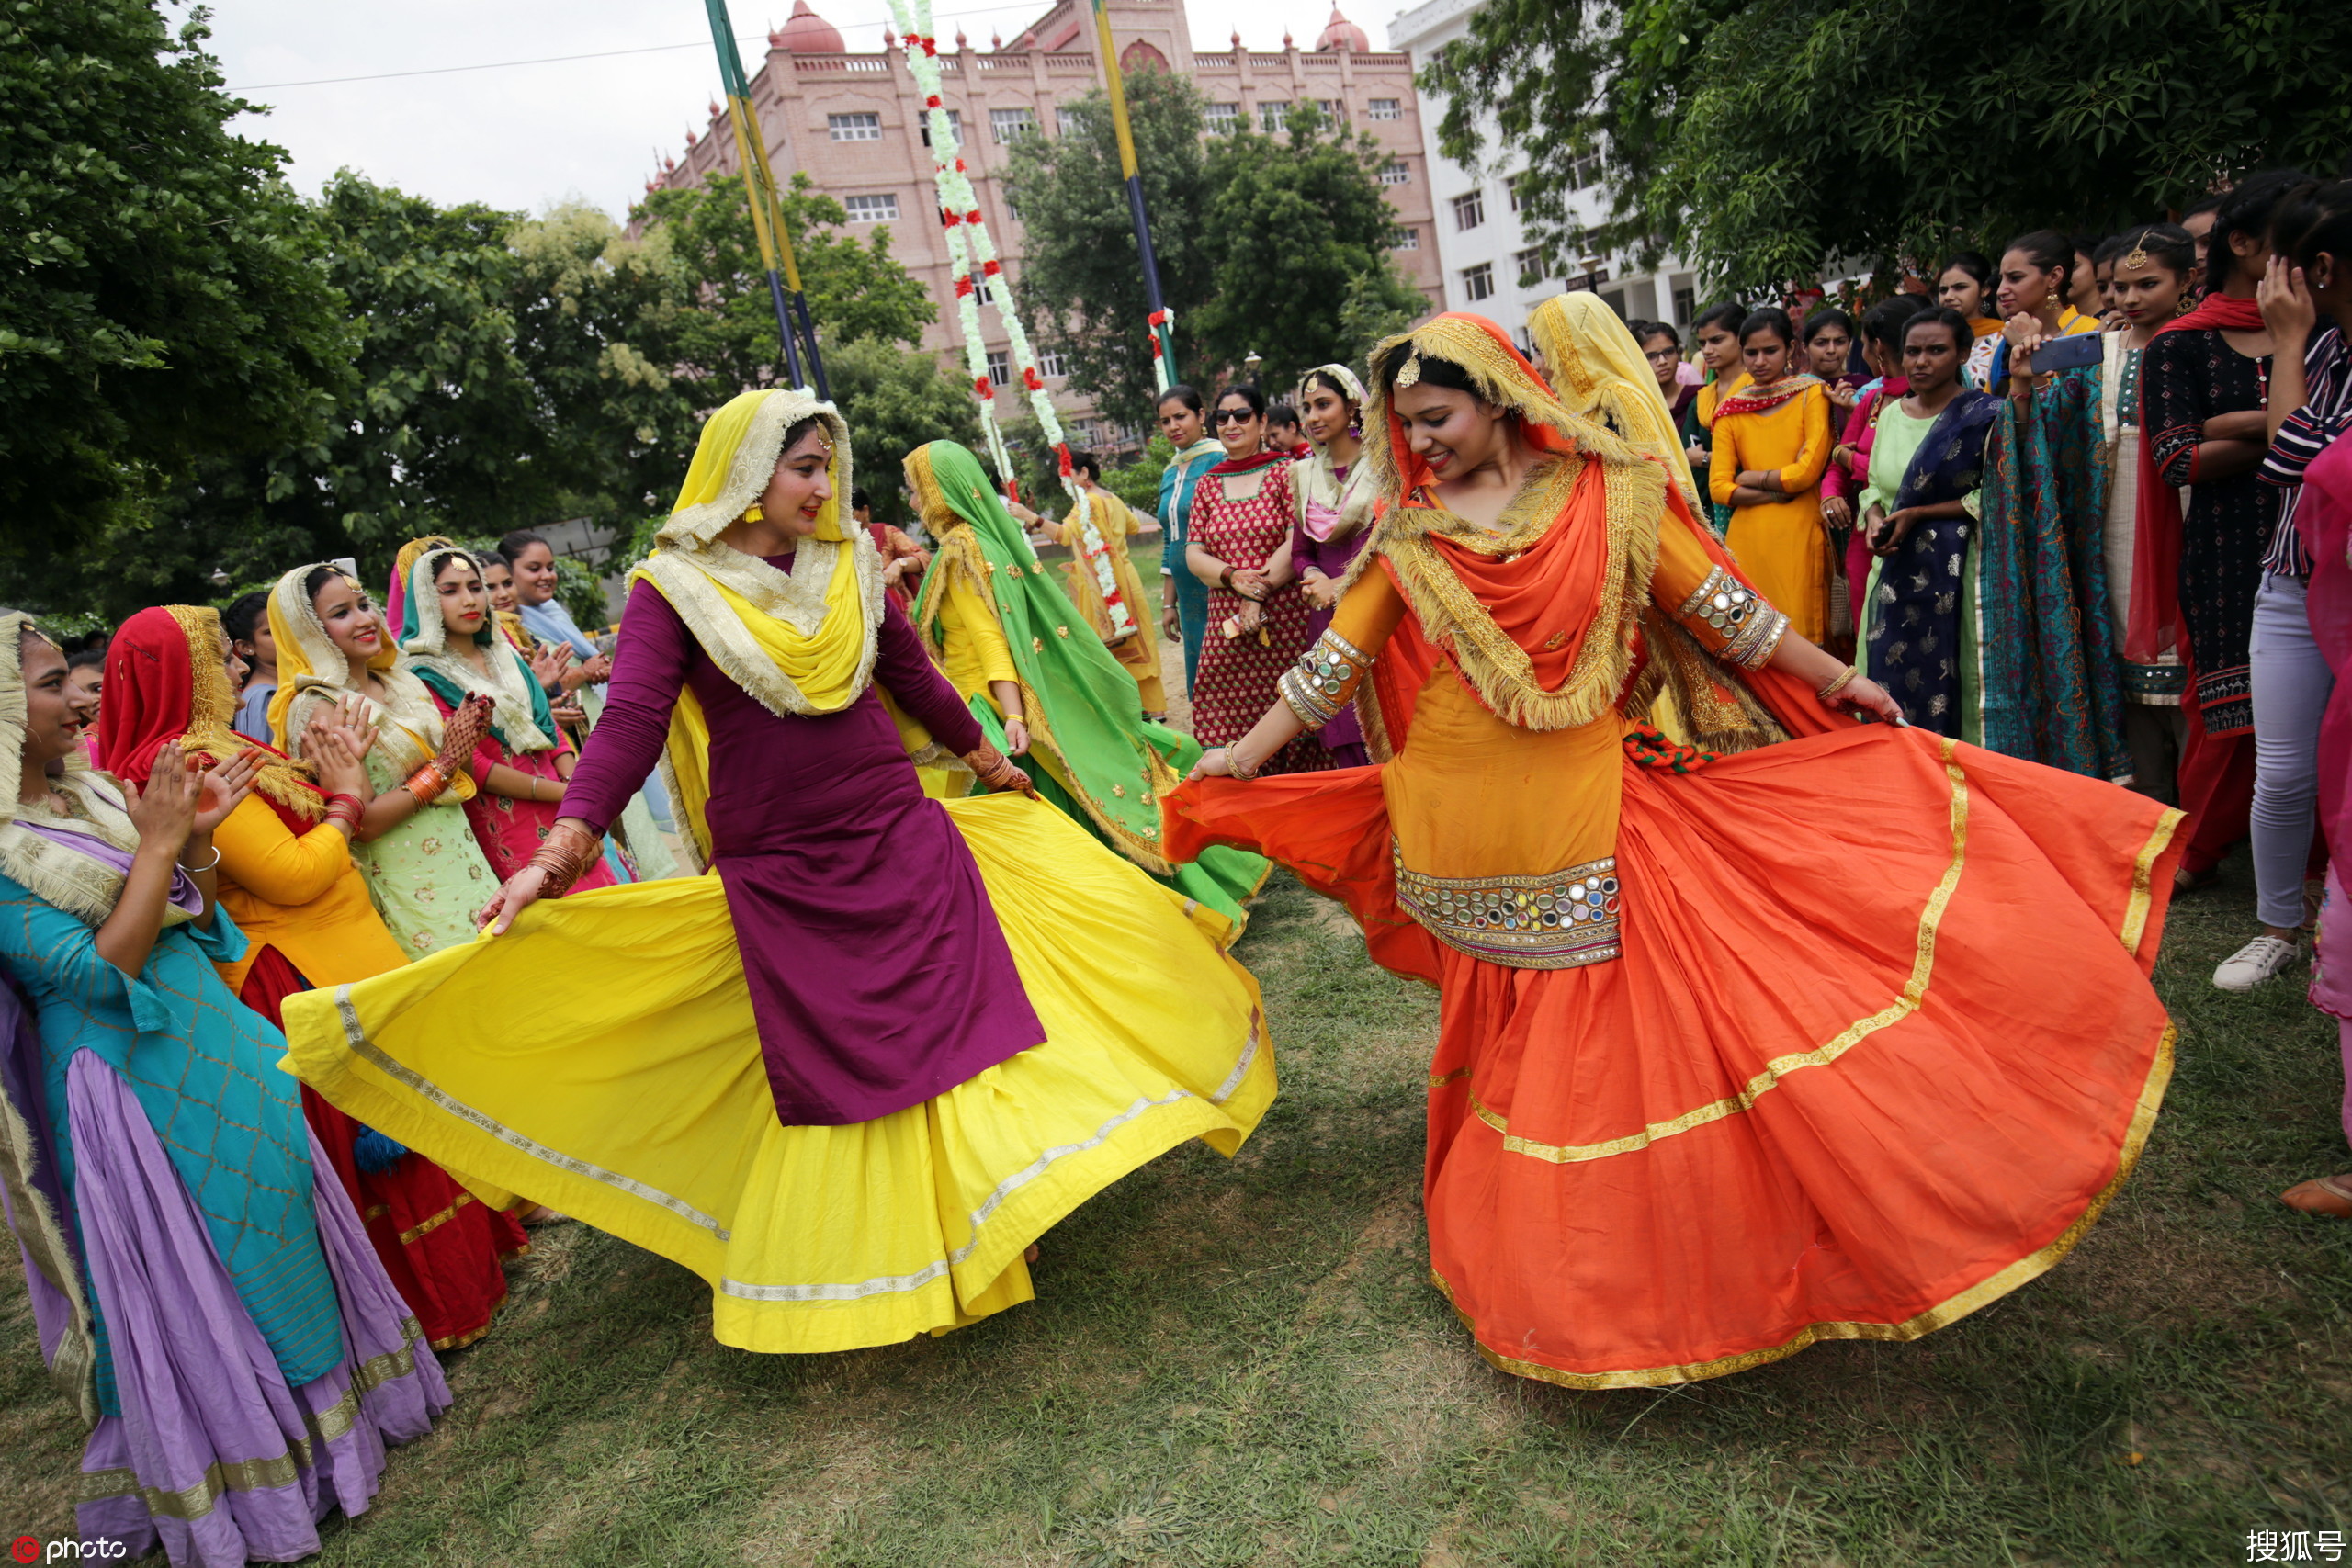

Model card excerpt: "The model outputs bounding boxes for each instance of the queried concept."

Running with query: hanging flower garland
[888,0,1138,643]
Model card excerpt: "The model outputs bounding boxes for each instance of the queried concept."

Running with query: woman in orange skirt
[1169,314,2183,1388]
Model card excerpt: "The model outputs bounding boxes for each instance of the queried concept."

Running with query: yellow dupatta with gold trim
[628,388,893,869]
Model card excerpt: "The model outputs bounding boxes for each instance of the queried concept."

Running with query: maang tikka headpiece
[1395,346,1424,389]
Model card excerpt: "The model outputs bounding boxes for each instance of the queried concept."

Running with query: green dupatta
[396,545,561,753]
[908,441,1267,931]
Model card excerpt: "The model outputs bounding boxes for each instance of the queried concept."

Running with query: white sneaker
[2214,934,2300,992]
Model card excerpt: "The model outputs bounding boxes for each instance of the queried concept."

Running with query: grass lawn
[4,857,2349,1564]
[4,549,2346,1563]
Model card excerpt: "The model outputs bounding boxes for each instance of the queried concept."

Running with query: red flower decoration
[941,208,962,227]
[920,34,937,55]
[1056,446,1074,475]
[982,258,1002,277]
[1023,367,1045,391]
[1148,309,1169,326]
[966,209,983,225]
[924,95,942,109]
[955,276,974,297]
[973,377,993,399]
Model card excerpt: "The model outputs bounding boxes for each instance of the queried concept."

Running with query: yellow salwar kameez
[277,389,1275,1356]
[278,794,1272,1354]
[1710,380,1835,640]
[1045,495,1166,714]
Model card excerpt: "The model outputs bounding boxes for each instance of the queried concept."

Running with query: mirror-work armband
[1278,628,1372,730]
[1676,566,1789,670]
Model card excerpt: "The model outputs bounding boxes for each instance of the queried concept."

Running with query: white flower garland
[889,0,1137,641]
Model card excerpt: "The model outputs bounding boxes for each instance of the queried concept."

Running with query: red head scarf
[100,606,323,830]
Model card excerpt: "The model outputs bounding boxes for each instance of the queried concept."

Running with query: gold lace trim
[634,534,884,720]
[1431,1023,2174,1388]
[916,528,1181,874]
[1366,454,1665,732]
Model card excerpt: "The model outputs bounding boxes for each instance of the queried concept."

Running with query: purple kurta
[1287,518,1372,761]
[562,560,1044,1126]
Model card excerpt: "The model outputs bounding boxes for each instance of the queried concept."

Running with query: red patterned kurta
[1188,457,1330,773]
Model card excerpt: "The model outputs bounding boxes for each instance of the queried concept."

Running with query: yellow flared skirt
[277,793,1274,1354]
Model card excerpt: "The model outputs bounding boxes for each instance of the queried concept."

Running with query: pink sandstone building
[649,0,1438,450]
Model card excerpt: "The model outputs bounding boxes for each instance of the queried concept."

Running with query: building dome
[770,1,845,53]
[1314,6,1369,51]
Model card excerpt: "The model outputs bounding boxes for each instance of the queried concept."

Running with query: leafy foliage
[636,173,936,404]
[1191,107,1431,395]
[0,28,942,623]
[1421,0,2352,298]
[1004,70,1216,429]
[0,0,347,607]
[816,334,983,526]
[1010,87,1425,422]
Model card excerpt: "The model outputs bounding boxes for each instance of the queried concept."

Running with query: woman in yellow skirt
[277,389,1275,1354]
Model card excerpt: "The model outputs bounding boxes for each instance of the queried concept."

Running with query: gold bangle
[1227,746,1262,780]
[526,821,601,897]
[1817,665,1860,702]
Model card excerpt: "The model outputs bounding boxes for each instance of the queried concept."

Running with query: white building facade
[1385,0,1698,350]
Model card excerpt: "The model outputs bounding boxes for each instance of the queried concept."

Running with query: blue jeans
[2251,572,2335,929]
[1168,570,1209,696]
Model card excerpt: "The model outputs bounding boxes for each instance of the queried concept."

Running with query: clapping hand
[302,718,371,800]
[436,693,493,774]
[193,748,265,835]
[124,750,204,853]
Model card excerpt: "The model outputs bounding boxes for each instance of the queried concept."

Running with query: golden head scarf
[630,388,883,870]
[1352,312,1669,734]
[0,610,107,1423]
[265,562,468,803]
[631,388,882,721]
[1291,363,1378,544]
[0,613,192,929]
[1529,292,1701,509]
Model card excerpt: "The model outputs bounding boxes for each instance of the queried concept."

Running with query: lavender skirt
[37,1052,451,1564]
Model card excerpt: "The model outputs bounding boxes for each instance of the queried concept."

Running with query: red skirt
[1169,724,2182,1386]
[241,945,527,1350]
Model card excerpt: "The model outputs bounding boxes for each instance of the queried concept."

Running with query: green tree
[1193,107,1430,391]
[1102,434,1176,518]
[801,335,981,528]
[634,173,935,404]
[0,0,348,610]
[1420,0,2352,299]
[508,203,696,527]
[1004,70,1216,427]
[1010,88,1425,420]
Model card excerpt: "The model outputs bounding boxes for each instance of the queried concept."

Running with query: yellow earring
[743,502,765,523]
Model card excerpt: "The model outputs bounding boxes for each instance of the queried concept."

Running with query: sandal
[2281,1175,2352,1218]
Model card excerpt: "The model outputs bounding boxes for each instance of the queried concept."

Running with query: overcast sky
[170,0,1400,220]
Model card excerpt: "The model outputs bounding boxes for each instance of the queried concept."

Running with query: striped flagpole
[1088,0,1175,391]
[702,0,829,398]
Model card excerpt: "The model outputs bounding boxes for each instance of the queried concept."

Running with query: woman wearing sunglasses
[1182,385,1330,773]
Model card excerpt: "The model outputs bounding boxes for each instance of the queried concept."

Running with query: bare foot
[1023,1243,1040,1263]
[518,1204,570,1226]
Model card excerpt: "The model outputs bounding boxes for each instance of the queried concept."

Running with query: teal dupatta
[1972,366,2134,781]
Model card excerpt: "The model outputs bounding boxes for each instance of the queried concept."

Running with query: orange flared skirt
[1167,724,2181,1387]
